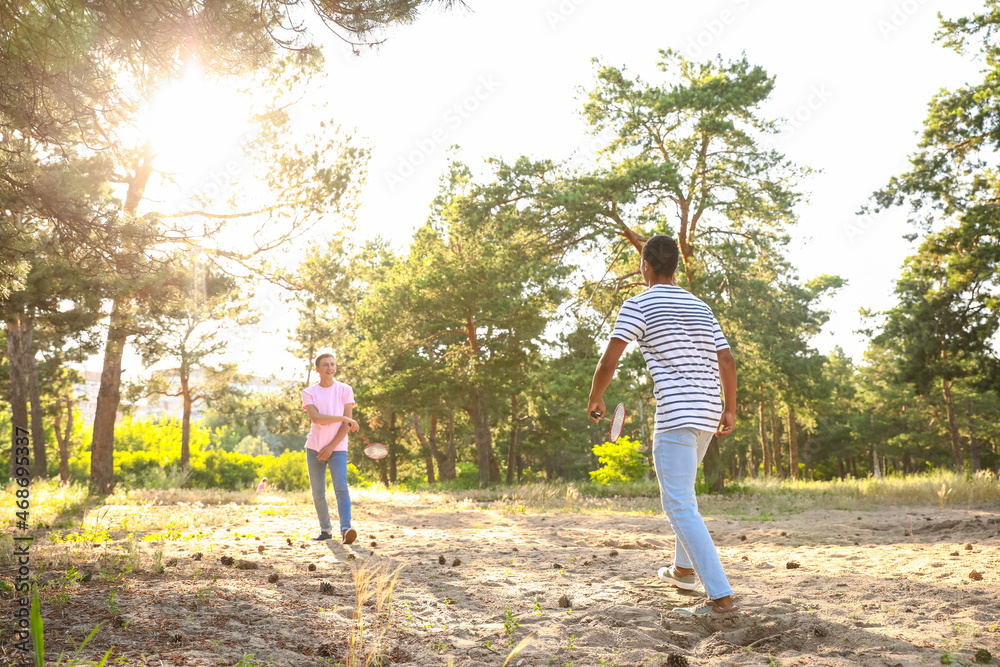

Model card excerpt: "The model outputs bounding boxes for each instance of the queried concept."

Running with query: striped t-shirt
[611,285,729,433]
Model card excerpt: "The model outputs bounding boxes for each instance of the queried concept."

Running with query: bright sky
[136,0,987,381]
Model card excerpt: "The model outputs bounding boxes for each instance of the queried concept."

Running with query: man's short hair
[642,235,680,277]
[315,352,335,368]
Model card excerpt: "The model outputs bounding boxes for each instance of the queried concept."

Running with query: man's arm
[317,404,355,460]
[588,338,629,422]
[717,347,737,436]
[305,404,358,429]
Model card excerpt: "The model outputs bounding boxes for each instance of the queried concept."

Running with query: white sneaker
[658,566,698,590]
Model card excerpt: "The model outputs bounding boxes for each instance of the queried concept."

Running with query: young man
[302,352,360,544]
[588,235,740,615]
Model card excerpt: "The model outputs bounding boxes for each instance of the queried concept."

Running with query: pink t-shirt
[301,381,356,452]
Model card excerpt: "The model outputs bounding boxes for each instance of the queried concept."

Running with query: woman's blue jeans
[306,449,351,535]
[651,428,734,600]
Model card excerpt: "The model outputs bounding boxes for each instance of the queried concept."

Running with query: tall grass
[736,469,1000,508]
[347,559,403,667]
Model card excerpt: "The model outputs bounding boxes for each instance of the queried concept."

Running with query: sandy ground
[3,496,999,667]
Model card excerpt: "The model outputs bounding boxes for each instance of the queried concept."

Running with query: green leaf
[30,583,44,667]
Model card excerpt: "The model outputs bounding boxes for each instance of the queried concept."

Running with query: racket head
[363,442,389,460]
[609,403,626,441]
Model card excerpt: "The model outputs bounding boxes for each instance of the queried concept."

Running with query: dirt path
[4,498,999,666]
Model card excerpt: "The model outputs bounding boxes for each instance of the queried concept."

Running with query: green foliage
[187,451,263,491]
[346,463,371,488]
[108,416,210,458]
[590,436,646,485]
[236,436,271,457]
[207,423,245,452]
[30,582,111,666]
[259,450,310,491]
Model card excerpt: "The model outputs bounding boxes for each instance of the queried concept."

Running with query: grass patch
[0,479,90,529]
[735,469,1000,508]
[4,470,995,532]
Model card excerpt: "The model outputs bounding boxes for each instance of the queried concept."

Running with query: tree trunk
[786,405,798,480]
[736,435,747,480]
[388,413,397,484]
[91,298,129,494]
[941,378,963,471]
[903,451,912,475]
[22,316,46,479]
[769,404,784,478]
[966,400,980,473]
[488,443,502,484]
[758,401,770,477]
[470,387,493,486]
[802,435,811,479]
[443,413,457,480]
[418,412,455,480]
[424,415,436,485]
[850,457,857,478]
[180,367,192,471]
[53,394,74,483]
[703,434,725,492]
[702,437,724,491]
[411,413,436,485]
[5,314,30,479]
[505,394,519,485]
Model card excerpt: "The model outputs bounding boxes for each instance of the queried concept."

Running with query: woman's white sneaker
[658,566,697,590]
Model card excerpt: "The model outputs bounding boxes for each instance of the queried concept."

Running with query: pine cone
[665,653,689,667]
[319,581,335,595]
[219,555,235,567]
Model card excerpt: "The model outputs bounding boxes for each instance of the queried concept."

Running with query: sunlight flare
[139,63,250,184]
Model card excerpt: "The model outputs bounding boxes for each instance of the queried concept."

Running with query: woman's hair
[641,235,679,277]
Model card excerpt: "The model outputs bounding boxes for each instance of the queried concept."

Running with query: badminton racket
[355,431,388,460]
[590,402,626,441]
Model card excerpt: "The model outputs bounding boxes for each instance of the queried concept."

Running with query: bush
[590,436,646,485]
[188,451,263,491]
[112,416,210,457]
[116,451,189,489]
[347,462,371,488]
[259,450,310,491]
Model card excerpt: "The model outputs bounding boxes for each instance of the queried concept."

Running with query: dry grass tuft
[347,558,403,667]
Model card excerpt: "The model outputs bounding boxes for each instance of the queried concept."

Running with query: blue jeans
[651,428,733,600]
[306,449,351,534]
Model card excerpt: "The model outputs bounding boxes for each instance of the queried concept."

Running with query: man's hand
[344,417,359,432]
[317,445,334,461]
[587,396,607,423]
[717,409,736,437]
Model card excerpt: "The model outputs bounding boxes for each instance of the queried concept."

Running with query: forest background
[2,0,999,496]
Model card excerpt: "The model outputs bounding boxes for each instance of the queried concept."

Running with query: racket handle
[590,411,602,419]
